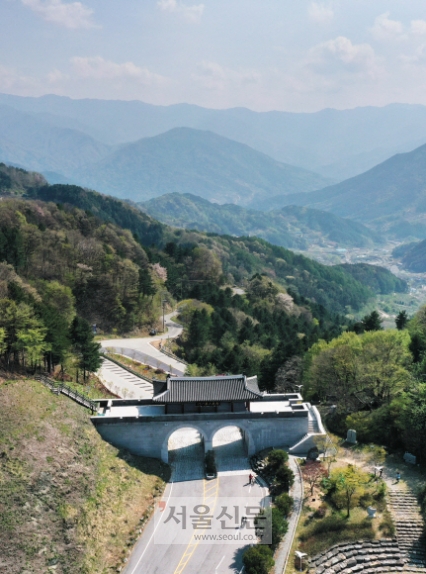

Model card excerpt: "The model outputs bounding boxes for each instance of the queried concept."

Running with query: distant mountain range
[139,192,381,249]
[3,93,426,240]
[75,128,332,204]
[2,93,426,180]
[273,143,426,239]
[0,104,111,174]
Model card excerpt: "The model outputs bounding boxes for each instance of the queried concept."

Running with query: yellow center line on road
[173,477,220,574]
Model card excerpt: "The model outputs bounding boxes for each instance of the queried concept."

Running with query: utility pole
[162,299,166,333]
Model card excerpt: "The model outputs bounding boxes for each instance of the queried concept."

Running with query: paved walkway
[274,455,304,574]
[97,358,154,399]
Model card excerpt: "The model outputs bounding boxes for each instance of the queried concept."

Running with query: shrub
[265,449,289,474]
[255,507,288,550]
[243,545,274,574]
[314,504,327,519]
[275,464,295,492]
[275,492,294,517]
[379,510,395,537]
[271,507,288,549]
[358,491,374,509]
[374,481,387,501]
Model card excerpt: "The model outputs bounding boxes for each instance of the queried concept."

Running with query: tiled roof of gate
[152,374,263,403]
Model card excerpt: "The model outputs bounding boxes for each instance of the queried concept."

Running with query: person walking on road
[396,471,401,483]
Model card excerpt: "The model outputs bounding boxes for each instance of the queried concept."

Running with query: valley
[301,242,426,326]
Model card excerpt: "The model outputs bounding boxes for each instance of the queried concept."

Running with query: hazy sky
[3,1,426,111]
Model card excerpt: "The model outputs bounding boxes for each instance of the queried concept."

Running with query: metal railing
[159,346,189,366]
[35,375,98,413]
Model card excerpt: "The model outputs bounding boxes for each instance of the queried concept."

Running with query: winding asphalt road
[98,313,187,397]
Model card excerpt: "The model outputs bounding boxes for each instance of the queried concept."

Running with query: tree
[265,450,289,474]
[247,274,279,301]
[138,267,156,297]
[307,330,412,413]
[396,310,409,330]
[274,492,293,517]
[16,328,50,371]
[275,356,303,392]
[314,434,339,476]
[330,464,369,517]
[36,281,75,370]
[187,309,211,348]
[362,310,383,332]
[302,460,327,496]
[409,333,426,363]
[275,464,295,492]
[0,299,48,368]
[69,316,101,383]
[243,545,274,574]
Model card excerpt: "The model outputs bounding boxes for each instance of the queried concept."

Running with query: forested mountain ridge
[274,143,426,239]
[0,162,47,194]
[140,192,382,249]
[72,128,333,205]
[22,181,376,314]
[0,172,407,391]
[0,195,351,387]
[28,184,166,247]
[334,263,407,294]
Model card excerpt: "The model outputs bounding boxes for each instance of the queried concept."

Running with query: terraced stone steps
[308,539,405,574]
[387,490,426,571]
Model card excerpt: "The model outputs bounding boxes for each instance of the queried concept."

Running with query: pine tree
[69,316,101,383]
[395,310,409,330]
[362,310,383,331]
[138,268,156,297]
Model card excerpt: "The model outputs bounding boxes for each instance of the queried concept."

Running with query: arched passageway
[212,426,251,473]
[166,427,205,481]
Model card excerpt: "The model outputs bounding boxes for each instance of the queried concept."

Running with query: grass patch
[108,352,168,380]
[0,379,170,573]
[298,508,374,556]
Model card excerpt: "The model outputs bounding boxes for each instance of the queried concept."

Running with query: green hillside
[140,192,381,248]
[0,189,369,390]
[274,143,426,239]
[22,181,373,314]
[0,162,47,194]
[74,127,333,204]
[334,263,407,294]
[28,184,166,247]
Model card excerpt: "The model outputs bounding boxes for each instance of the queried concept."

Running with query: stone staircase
[388,490,426,572]
[308,539,405,573]
[308,488,426,574]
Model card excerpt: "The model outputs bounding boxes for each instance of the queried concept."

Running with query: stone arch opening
[211,425,253,472]
[162,425,208,481]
